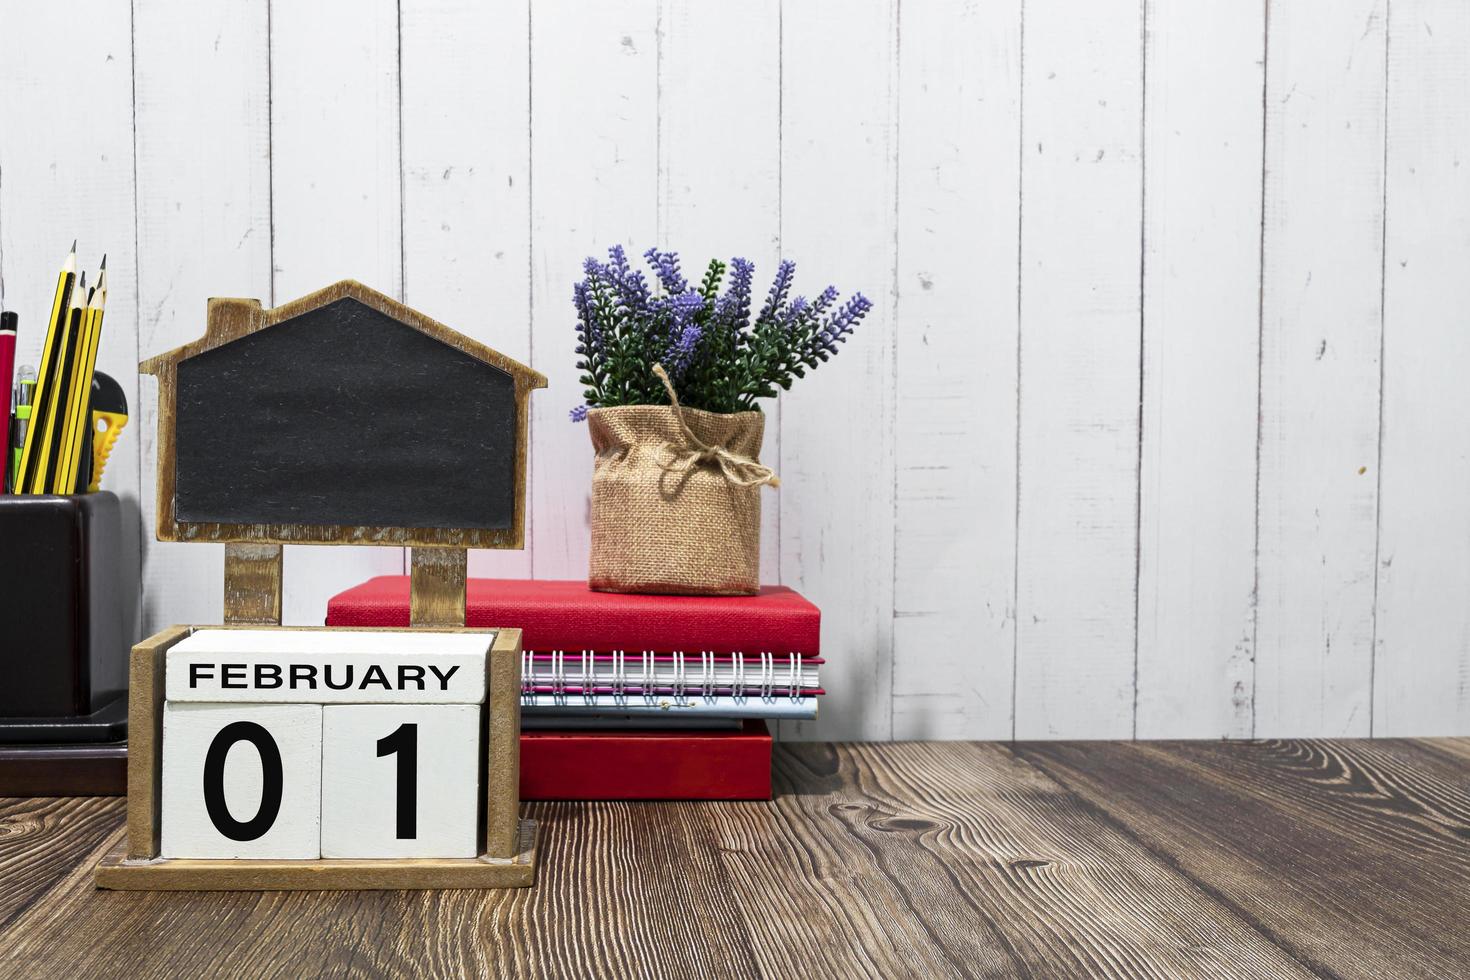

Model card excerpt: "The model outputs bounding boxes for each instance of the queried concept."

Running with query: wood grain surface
[410,548,468,628]
[222,544,282,626]
[3,739,1467,978]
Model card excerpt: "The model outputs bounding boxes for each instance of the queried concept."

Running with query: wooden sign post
[95,281,545,891]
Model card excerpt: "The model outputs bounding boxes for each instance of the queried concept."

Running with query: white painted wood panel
[1255,0,1386,738]
[528,0,659,580]
[3,0,1468,740]
[779,0,899,740]
[133,0,271,637]
[1134,1,1264,738]
[400,0,533,580]
[1013,0,1144,738]
[0,1,142,642]
[165,632,488,703]
[891,0,1021,739]
[656,0,783,588]
[268,0,407,623]
[1373,0,1470,736]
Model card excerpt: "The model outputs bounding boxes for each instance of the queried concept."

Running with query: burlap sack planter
[587,403,772,596]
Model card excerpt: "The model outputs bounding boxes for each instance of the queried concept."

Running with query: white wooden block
[161,703,322,859]
[166,630,488,704]
[319,704,481,859]
[172,629,496,657]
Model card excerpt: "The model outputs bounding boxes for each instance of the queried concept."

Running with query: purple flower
[714,257,754,334]
[809,285,840,320]
[757,259,796,326]
[606,245,650,314]
[643,247,687,295]
[668,289,704,321]
[572,280,603,354]
[664,323,704,380]
[816,293,872,354]
[607,243,632,278]
[778,295,810,332]
[661,290,707,380]
[569,404,589,423]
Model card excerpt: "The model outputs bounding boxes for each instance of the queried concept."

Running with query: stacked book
[326,578,822,800]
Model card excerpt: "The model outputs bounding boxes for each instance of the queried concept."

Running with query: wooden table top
[0,738,1467,978]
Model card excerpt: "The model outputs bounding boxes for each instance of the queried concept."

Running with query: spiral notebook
[521,650,818,719]
[521,649,821,695]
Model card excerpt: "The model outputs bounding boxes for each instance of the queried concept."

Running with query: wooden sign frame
[139,279,547,550]
[97,280,544,890]
[95,625,535,891]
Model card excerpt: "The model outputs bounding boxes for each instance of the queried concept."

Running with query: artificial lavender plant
[570,245,871,419]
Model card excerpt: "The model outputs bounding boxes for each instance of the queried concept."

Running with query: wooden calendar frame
[95,625,534,890]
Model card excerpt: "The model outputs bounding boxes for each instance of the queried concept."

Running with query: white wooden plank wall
[2,1,1467,740]
[892,0,1020,739]
[1014,0,1143,739]
[1256,0,1387,738]
[1374,0,1470,737]
[1135,0,1263,738]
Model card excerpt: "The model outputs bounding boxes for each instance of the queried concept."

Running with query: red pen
[0,311,16,493]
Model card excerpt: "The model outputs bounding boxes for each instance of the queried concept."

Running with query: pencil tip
[99,254,107,269]
[70,239,77,253]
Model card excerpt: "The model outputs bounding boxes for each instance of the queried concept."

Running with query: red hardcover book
[519,721,772,800]
[327,576,821,656]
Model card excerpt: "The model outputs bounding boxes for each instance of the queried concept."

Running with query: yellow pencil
[59,258,106,493]
[31,271,86,493]
[55,267,95,494]
[15,243,76,493]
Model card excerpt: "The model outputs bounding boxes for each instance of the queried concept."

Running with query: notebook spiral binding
[519,649,815,704]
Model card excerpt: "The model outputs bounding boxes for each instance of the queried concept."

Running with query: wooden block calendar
[94,281,544,891]
[96,626,532,889]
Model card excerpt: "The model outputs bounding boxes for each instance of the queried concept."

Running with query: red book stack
[326,578,822,800]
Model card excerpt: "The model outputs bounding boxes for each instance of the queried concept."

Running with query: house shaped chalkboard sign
[140,280,546,625]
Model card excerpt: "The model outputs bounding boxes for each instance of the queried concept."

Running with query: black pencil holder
[0,491,126,742]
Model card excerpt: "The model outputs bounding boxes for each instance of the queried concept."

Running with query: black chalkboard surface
[174,297,515,530]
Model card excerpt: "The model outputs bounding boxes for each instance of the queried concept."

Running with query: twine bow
[652,363,780,488]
